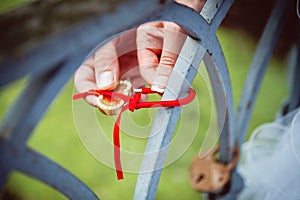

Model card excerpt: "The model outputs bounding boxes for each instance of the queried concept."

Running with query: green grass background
[0,2,288,200]
[0,0,33,14]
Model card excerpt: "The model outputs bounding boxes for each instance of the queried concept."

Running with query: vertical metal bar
[209,0,234,32]
[133,37,206,200]
[200,0,224,24]
[236,0,288,147]
[157,1,236,163]
[287,41,300,111]
[157,1,237,197]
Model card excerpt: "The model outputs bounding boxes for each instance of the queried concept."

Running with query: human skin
[74,0,206,106]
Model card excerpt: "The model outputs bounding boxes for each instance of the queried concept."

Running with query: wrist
[174,0,206,13]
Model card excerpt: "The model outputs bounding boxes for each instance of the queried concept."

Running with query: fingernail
[97,71,114,89]
[151,85,165,93]
[151,75,169,93]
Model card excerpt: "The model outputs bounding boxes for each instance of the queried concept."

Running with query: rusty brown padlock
[189,146,239,193]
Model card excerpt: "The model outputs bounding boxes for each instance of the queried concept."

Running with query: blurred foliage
[1,0,297,58]
[0,0,34,14]
[0,26,288,199]
[0,0,128,59]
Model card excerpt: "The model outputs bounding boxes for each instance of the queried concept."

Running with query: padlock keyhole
[218,177,224,182]
[196,174,205,183]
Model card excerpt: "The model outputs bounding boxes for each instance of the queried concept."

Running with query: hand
[74,22,186,106]
[74,0,206,106]
[175,0,207,13]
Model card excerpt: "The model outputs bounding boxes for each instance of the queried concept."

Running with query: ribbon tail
[113,106,127,180]
[73,87,196,181]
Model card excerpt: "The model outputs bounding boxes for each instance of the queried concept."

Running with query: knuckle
[160,54,177,67]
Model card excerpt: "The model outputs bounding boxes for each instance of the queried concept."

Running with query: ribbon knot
[128,93,141,112]
[73,87,196,180]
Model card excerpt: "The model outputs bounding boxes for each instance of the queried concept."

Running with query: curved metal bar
[0,0,166,88]
[235,0,288,147]
[202,44,235,163]
[151,0,236,164]
[135,1,237,199]
[156,0,234,42]
[0,53,100,199]
[208,36,236,162]
[0,1,237,199]
[0,55,83,141]
[1,143,99,200]
[155,1,210,40]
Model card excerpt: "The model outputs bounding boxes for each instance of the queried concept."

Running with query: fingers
[175,0,207,12]
[137,49,159,85]
[74,57,98,106]
[137,22,186,92]
[94,41,120,90]
[75,21,186,108]
[137,22,164,85]
[74,40,120,106]
[152,22,186,92]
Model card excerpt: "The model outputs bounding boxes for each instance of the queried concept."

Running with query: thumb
[94,41,120,90]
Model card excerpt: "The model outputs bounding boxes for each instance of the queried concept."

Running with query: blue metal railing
[1,0,298,199]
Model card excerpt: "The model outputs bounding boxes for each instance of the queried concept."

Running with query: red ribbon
[73,87,196,180]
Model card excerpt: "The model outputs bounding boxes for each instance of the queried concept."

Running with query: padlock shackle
[197,146,239,169]
[224,146,239,171]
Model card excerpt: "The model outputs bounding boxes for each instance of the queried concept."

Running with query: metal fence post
[235,0,289,147]
[133,37,206,200]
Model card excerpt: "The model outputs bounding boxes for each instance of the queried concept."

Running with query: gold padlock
[189,146,239,193]
[96,79,133,116]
